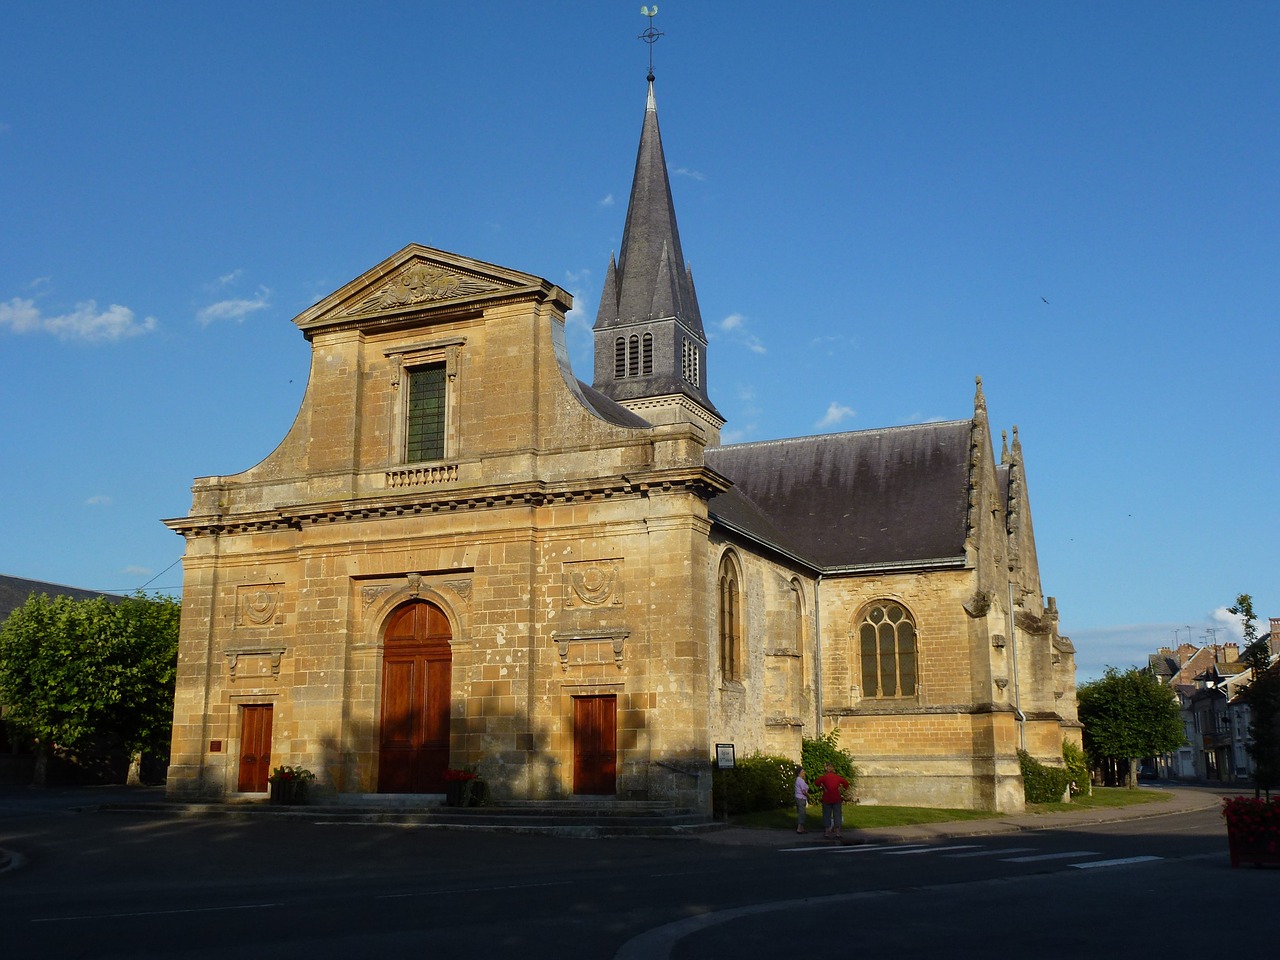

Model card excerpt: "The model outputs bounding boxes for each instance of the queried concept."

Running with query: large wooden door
[237,704,273,792]
[378,601,452,793]
[573,695,617,795]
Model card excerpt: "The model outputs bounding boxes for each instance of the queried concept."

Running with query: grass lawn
[730,787,1172,831]
[1026,786,1171,814]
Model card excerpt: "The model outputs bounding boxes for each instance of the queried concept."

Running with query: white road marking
[1000,850,1100,863]
[779,842,915,853]
[944,846,1037,858]
[883,844,983,855]
[1069,856,1163,869]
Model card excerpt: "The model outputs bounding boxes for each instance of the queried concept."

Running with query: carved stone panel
[563,560,623,608]
[346,262,499,316]
[234,584,284,627]
[225,647,286,683]
[552,630,629,671]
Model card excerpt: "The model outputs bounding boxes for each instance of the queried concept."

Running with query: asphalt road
[0,792,1268,959]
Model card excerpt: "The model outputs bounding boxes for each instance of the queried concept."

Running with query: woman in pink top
[793,767,810,833]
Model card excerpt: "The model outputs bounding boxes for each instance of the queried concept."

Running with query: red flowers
[442,768,478,782]
[1222,796,1280,851]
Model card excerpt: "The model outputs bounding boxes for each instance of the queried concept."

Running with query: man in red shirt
[814,762,850,840]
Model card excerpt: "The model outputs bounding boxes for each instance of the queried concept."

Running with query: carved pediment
[292,244,571,334]
[345,261,500,316]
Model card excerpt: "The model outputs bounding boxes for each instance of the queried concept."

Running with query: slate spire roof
[590,74,719,421]
[594,79,704,337]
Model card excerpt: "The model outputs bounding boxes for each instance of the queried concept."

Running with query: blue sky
[2,2,1275,681]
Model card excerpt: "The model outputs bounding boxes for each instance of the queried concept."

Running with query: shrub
[800,729,857,803]
[1018,749,1072,804]
[711,732,860,815]
[1062,741,1089,797]
[712,753,799,815]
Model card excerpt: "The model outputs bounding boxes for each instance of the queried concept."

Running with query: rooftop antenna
[639,5,663,81]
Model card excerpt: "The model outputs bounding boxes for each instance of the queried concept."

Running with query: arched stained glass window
[858,601,917,698]
[718,554,743,681]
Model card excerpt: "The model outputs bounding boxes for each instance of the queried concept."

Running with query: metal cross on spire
[639,5,663,81]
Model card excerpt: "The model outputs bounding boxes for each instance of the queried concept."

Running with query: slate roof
[591,78,720,419]
[705,420,973,572]
[573,379,652,429]
[0,574,125,625]
[595,81,703,339]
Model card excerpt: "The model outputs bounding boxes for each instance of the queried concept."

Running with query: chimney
[1157,646,1171,656]
[1223,642,1239,663]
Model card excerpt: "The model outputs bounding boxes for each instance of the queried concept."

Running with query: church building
[164,68,1079,814]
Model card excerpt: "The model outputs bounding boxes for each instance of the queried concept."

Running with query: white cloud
[197,288,271,325]
[598,193,615,207]
[216,269,243,287]
[715,312,767,354]
[673,167,706,181]
[1209,606,1249,643]
[1070,607,1266,683]
[0,297,40,332]
[559,270,596,355]
[85,494,112,506]
[123,565,152,576]
[0,297,157,341]
[815,402,855,430]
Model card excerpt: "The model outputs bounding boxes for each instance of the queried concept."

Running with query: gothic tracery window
[858,600,917,698]
[718,553,743,682]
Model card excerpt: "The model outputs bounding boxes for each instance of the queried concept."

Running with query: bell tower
[591,13,723,442]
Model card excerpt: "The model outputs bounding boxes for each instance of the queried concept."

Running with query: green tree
[1233,592,1280,797]
[1229,593,1268,672]
[0,591,180,785]
[1077,667,1185,788]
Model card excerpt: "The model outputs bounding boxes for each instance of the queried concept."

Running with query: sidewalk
[699,783,1229,847]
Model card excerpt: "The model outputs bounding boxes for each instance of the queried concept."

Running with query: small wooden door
[237,704,273,792]
[378,601,452,793]
[573,695,617,795]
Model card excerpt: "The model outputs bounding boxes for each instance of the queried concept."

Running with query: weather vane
[639,5,663,81]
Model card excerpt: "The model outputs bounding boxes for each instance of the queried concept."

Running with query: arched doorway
[378,600,452,793]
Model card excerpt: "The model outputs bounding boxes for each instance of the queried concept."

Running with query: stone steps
[92,797,725,838]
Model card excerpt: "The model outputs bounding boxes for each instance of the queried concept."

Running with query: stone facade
[164,78,1078,814]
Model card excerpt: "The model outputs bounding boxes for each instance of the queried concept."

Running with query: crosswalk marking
[999,850,1100,863]
[830,843,931,854]
[782,843,1159,871]
[882,844,983,855]
[1069,856,1162,870]
[779,843,925,854]
[943,846,1037,858]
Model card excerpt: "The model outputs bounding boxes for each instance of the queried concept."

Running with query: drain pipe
[1008,580,1026,751]
[813,574,824,732]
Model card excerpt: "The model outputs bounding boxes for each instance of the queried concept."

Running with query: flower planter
[270,779,307,805]
[1227,826,1280,868]
[444,776,487,807]
[1222,796,1280,868]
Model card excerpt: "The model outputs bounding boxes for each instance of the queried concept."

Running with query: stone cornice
[163,467,730,538]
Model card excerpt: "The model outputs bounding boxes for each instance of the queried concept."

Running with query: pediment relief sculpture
[346,262,501,316]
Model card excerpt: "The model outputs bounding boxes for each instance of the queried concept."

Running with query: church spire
[596,78,704,337]
[590,19,721,438]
